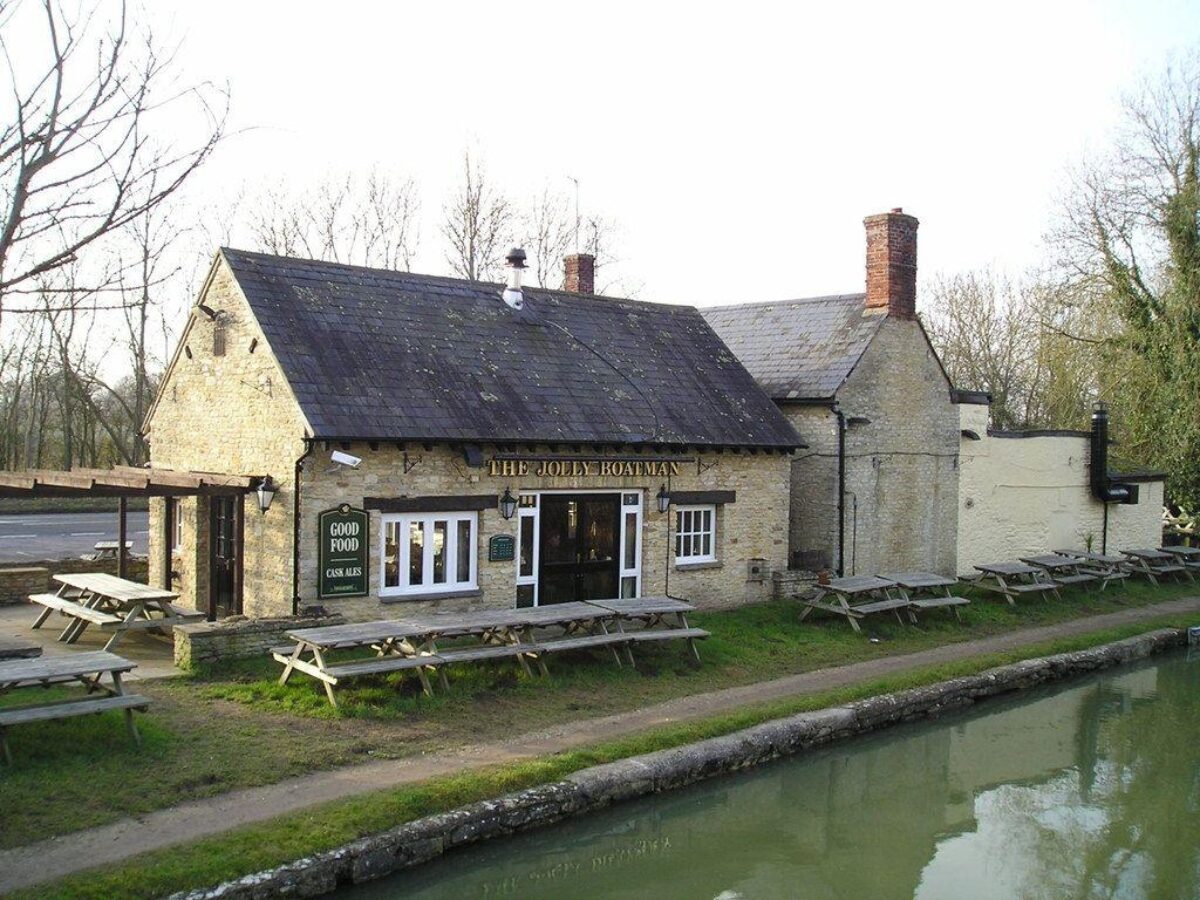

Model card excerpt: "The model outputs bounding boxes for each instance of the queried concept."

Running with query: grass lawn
[0,579,1196,856]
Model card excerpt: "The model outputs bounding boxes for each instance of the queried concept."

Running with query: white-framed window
[170,498,183,553]
[675,505,716,564]
[381,512,477,597]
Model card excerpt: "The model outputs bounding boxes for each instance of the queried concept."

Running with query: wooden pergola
[0,467,259,582]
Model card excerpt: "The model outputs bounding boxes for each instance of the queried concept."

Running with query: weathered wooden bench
[1121,549,1192,585]
[0,651,148,764]
[908,595,971,614]
[973,562,1060,605]
[273,597,710,706]
[1053,550,1131,591]
[29,593,122,630]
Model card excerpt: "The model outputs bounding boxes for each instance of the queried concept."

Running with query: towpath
[2,596,1198,893]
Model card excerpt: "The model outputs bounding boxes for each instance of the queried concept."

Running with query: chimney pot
[864,208,918,319]
[564,253,596,294]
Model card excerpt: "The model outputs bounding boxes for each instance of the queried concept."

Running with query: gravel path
[2,596,1198,894]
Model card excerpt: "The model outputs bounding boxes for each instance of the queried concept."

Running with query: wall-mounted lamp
[499,487,518,520]
[656,484,671,514]
[255,475,276,514]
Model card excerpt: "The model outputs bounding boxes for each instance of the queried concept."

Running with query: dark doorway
[538,494,620,605]
[208,495,242,620]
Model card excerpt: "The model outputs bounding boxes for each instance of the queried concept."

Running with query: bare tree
[522,187,573,288]
[249,171,420,270]
[0,0,227,322]
[441,151,512,281]
[924,270,1107,430]
[517,185,625,292]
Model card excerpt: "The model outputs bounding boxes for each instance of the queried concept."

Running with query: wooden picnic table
[1121,549,1193,585]
[878,572,971,622]
[0,650,149,764]
[29,572,203,652]
[274,597,709,707]
[972,561,1060,605]
[587,596,708,662]
[1160,545,1200,573]
[1019,554,1100,591]
[1053,549,1131,590]
[798,575,908,633]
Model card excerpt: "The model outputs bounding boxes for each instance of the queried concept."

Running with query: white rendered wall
[956,406,1164,574]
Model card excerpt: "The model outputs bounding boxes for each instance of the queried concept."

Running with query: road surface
[0,511,149,562]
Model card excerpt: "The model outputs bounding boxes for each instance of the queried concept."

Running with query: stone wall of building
[837,316,960,576]
[145,256,309,618]
[957,413,1165,574]
[296,445,791,619]
[779,405,839,571]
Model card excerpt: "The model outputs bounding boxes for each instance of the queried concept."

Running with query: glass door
[537,494,620,604]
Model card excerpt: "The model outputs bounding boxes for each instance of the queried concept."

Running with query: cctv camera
[331,450,362,468]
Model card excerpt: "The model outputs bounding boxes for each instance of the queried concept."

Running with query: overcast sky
[149,0,1200,308]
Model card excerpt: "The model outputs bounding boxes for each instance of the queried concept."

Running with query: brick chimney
[864,208,918,319]
[564,253,596,294]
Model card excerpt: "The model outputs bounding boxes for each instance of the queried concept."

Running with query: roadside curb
[170,627,1187,899]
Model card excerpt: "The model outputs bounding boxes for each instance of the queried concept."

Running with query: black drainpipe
[292,438,315,615]
[835,407,847,577]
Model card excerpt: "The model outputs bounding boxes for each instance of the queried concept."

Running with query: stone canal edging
[170,627,1188,900]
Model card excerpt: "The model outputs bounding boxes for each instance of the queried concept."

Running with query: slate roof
[220,249,800,448]
[700,295,883,401]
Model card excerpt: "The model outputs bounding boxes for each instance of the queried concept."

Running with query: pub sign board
[318,504,369,598]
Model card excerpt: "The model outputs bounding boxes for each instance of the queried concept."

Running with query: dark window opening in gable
[213,321,226,357]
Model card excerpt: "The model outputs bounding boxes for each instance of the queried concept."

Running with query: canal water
[346,650,1200,899]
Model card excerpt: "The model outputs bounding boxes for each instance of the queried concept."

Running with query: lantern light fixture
[499,487,518,520]
[656,484,671,514]
[255,475,276,514]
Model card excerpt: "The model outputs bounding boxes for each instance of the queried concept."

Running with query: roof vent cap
[502,247,527,310]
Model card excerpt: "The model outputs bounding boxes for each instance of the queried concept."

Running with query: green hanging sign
[318,504,369,598]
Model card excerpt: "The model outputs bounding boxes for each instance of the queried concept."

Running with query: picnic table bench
[81,540,144,562]
[274,597,708,707]
[1053,549,1131,590]
[879,572,971,622]
[798,575,908,632]
[29,572,204,651]
[972,562,1061,605]
[1019,554,1100,590]
[0,650,148,764]
[1159,545,1200,574]
[1121,548,1193,585]
[587,596,708,662]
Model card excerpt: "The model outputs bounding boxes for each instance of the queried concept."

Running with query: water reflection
[345,652,1200,900]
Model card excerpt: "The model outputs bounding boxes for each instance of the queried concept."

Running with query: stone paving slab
[1,596,1198,894]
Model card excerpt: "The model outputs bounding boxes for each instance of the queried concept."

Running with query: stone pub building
[145,246,799,620]
[144,207,1164,623]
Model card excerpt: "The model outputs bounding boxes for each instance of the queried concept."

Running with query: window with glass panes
[381,512,477,596]
[170,498,183,552]
[674,505,716,563]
